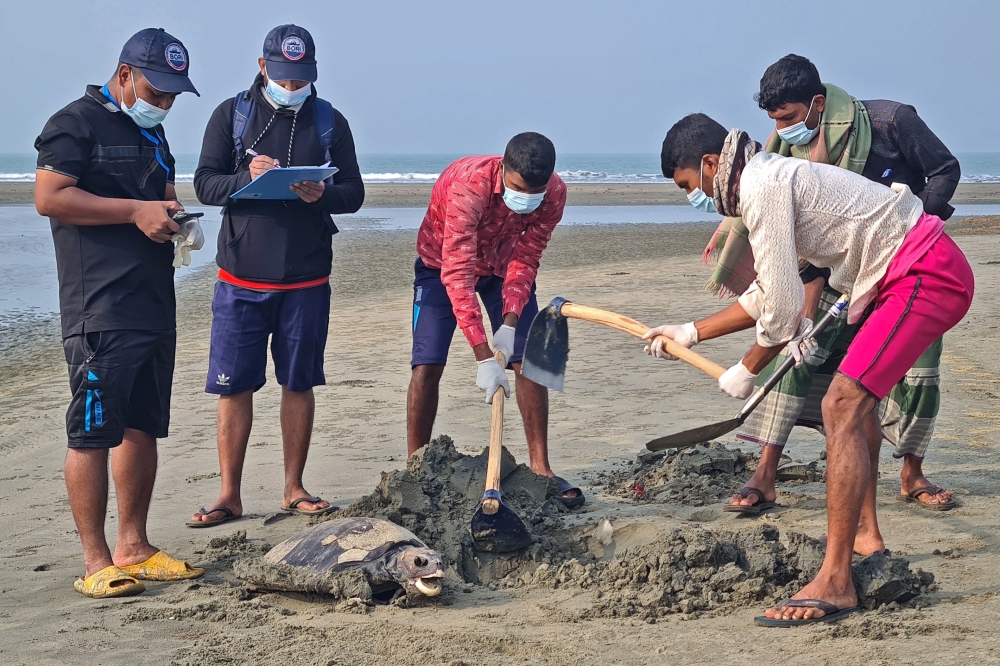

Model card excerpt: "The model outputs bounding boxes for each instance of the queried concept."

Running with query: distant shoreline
[4,182,1000,207]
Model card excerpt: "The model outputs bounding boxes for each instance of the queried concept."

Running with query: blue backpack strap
[231,90,254,169]
[313,97,335,164]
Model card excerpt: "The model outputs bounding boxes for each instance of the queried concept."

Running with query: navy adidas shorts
[411,258,538,368]
[206,281,330,394]
[63,329,175,448]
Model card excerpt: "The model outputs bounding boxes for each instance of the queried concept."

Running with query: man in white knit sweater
[647,114,975,626]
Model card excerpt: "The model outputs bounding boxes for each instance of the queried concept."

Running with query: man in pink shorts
[650,114,974,626]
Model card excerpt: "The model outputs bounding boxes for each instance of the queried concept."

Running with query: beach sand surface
[3,181,1000,206]
[1,221,1000,664]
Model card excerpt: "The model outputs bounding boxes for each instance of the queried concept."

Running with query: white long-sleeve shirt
[736,152,924,348]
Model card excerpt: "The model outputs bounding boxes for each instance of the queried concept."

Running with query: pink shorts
[839,216,974,399]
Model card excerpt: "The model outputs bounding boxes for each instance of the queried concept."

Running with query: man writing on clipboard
[191,24,364,526]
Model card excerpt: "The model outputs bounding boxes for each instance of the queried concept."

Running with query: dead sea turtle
[234,517,444,601]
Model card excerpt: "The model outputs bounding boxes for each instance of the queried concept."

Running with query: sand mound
[594,443,824,505]
[329,435,584,583]
[498,526,929,621]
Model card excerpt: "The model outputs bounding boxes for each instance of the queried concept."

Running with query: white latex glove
[491,324,516,363]
[642,322,699,360]
[171,219,205,268]
[719,361,758,399]
[476,358,511,404]
[786,317,819,367]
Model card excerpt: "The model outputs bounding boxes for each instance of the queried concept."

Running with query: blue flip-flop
[552,476,585,509]
[754,598,858,627]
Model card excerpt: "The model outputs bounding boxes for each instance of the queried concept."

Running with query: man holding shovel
[702,55,961,520]
[650,114,973,625]
[406,132,583,508]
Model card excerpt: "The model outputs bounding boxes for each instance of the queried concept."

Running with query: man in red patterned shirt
[407,132,582,507]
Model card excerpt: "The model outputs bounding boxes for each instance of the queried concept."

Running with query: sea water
[4,202,1000,325]
[4,153,1000,184]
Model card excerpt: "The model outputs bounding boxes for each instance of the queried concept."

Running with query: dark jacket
[861,99,960,221]
[194,75,365,283]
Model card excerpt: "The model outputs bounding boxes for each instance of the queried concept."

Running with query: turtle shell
[263,517,427,573]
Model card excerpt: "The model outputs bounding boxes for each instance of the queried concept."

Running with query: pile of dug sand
[594,442,823,505]
[499,526,933,621]
[329,435,585,584]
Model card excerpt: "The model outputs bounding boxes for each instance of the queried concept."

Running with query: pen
[246,149,279,168]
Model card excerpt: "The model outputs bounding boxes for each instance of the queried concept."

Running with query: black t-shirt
[35,85,177,337]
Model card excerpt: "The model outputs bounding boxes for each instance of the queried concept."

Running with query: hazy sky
[2,0,998,156]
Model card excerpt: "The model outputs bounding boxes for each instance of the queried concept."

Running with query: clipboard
[230,166,340,200]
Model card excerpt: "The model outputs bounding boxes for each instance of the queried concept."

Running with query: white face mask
[120,70,169,129]
[776,95,821,146]
[501,168,546,214]
[686,159,717,213]
[265,70,312,107]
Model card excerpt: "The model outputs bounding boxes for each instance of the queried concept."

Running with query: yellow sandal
[118,551,205,581]
[73,565,146,598]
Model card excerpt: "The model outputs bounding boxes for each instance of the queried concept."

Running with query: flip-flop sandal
[73,565,145,599]
[754,598,858,627]
[723,487,777,515]
[898,484,957,511]
[282,496,337,516]
[118,550,205,581]
[551,476,585,509]
[186,506,241,528]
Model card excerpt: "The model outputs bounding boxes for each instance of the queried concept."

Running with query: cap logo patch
[164,43,187,71]
[281,36,306,61]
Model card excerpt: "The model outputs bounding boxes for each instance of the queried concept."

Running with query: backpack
[230,89,335,169]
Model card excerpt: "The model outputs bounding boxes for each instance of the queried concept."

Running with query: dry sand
[3,181,1000,207]
[2,219,1000,665]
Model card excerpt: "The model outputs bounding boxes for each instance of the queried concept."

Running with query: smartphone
[172,211,205,223]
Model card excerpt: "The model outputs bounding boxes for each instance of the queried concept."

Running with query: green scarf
[705,83,872,297]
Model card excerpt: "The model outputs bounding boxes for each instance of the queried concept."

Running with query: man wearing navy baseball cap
[34,28,202,598]
[191,25,364,526]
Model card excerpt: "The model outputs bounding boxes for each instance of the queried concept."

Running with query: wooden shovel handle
[483,350,506,515]
[559,302,726,380]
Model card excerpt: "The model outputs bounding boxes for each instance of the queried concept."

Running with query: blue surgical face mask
[687,160,717,213]
[502,169,546,214]
[265,73,312,107]
[121,71,169,129]
[776,95,821,146]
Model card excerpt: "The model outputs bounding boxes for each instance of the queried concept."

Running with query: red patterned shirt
[416,155,566,347]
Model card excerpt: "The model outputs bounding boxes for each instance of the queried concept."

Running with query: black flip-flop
[281,496,337,516]
[186,506,241,528]
[552,476,585,509]
[754,598,858,627]
[723,487,777,515]
[898,484,957,511]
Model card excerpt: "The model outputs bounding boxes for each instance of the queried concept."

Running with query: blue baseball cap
[263,25,317,83]
[119,28,199,96]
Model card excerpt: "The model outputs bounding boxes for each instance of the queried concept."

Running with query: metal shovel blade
[645,417,744,452]
[470,493,532,553]
[520,298,569,392]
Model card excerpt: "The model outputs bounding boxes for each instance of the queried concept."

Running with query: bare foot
[112,542,161,569]
[189,494,244,524]
[728,466,776,508]
[763,574,858,621]
[817,531,886,557]
[282,487,330,513]
[900,455,953,506]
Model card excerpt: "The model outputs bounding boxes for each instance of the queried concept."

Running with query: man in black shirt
[34,28,203,598]
[719,55,960,536]
[189,25,364,526]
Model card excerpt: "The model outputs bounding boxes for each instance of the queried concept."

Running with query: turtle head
[392,546,444,597]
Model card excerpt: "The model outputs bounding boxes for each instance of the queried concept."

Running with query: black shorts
[63,329,175,448]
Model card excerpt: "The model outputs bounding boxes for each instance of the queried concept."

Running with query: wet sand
[2,219,1000,664]
[3,181,1000,206]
